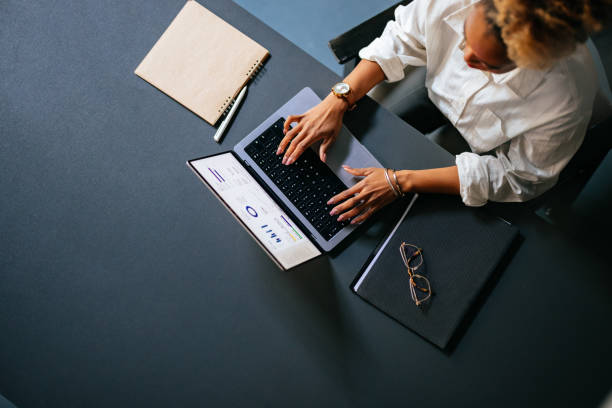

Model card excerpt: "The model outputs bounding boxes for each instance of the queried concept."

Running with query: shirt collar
[444,0,548,99]
[443,2,476,37]
[492,67,550,99]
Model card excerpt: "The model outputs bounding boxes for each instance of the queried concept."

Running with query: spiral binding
[217,59,264,116]
[246,59,263,81]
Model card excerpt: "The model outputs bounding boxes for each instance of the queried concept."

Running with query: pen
[214,85,248,143]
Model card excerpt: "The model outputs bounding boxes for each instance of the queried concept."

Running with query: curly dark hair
[480,0,612,69]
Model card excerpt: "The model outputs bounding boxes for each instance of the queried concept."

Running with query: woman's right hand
[276,94,349,165]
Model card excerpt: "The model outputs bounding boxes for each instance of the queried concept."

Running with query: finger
[285,137,313,165]
[327,183,361,205]
[342,165,372,177]
[336,200,368,222]
[283,115,303,134]
[351,206,378,224]
[277,123,302,155]
[319,137,335,163]
[282,131,309,164]
[330,193,364,217]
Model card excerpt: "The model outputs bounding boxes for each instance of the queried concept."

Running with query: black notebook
[352,195,519,349]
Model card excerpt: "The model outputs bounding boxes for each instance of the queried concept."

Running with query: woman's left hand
[328,166,398,224]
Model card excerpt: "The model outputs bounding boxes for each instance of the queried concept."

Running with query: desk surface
[2,1,612,407]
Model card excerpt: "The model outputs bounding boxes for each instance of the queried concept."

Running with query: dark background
[1,0,611,406]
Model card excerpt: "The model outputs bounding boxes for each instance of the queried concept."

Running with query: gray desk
[1,1,611,407]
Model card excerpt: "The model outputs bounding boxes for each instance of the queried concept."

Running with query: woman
[276,0,610,224]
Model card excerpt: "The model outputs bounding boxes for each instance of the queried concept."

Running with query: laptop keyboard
[244,118,350,241]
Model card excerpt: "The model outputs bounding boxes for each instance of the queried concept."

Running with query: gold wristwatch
[331,82,356,111]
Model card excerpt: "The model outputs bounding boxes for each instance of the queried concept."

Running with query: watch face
[332,82,350,95]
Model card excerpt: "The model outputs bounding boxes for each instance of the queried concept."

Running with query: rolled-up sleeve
[358,0,429,82]
[455,115,590,206]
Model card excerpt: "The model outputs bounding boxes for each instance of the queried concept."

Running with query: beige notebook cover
[135,0,269,125]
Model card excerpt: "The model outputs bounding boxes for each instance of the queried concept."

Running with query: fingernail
[283,129,286,134]
[282,157,287,165]
[329,209,337,215]
[327,199,333,205]
[287,157,294,165]
[321,153,326,162]
[342,165,350,169]
[276,147,281,155]
[337,216,344,222]
[351,219,358,225]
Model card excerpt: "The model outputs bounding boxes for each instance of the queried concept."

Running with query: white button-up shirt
[359,0,597,206]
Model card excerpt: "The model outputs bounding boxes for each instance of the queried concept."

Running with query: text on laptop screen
[191,153,321,269]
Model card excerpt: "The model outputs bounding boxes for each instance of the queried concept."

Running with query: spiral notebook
[135,0,269,125]
[352,195,519,349]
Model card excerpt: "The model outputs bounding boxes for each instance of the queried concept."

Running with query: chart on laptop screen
[190,152,321,269]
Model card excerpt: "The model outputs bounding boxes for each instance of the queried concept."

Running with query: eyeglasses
[399,243,431,307]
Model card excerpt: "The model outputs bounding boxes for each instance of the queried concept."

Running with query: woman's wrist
[325,93,351,113]
[396,169,415,194]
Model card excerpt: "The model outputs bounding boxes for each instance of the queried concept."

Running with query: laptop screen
[189,152,321,270]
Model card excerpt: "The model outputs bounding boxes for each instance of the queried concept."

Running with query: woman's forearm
[344,59,386,103]
[328,59,386,111]
[338,62,459,196]
[396,166,461,196]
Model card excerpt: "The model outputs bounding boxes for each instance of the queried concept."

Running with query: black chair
[328,1,410,76]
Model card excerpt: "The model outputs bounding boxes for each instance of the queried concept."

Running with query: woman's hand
[276,94,348,165]
[328,166,398,224]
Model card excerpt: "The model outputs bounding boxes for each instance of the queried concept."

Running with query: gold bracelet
[384,168,400,197]
[392,169,405,197]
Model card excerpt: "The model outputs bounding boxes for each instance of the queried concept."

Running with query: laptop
[187,87,383,270]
